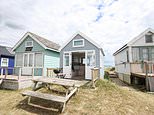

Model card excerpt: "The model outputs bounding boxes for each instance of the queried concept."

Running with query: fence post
[5,67,8,79]
[91,68,95,88]
[1,68,3,77]
[145,62,149,91]
[18,68,21,80]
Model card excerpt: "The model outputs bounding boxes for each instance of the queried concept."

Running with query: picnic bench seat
[22,90,67,103]
[22,87,77,112]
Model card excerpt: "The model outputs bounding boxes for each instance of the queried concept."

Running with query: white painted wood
[63,52,72,78]
[85,50,95,80]
[22,53,34,76]
[100,50,104,79]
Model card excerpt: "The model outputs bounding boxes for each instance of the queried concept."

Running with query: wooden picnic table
[22,77,78,112]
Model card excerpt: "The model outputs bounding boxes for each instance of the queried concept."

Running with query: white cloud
[0,0,154,65]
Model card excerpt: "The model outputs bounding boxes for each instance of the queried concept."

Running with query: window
[87,51,95,66]
[25,41,33,47]
[73,39,84,47]
[1,58,8,67]
[142,48,149,61]
[132,48,139,62]
[126,51,129,62]
[64,53,69,66]
[35,53,43,67]
[16,54,23,67]
[145,35,153,43]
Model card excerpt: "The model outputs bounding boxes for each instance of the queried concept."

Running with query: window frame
[1,58,9,67]
[145,35,153,43]
[34,53,43,67]
[25,41,33,47]
[73,39,84,47]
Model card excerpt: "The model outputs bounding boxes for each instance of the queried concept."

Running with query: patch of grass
[96,79,118,91]
[1,80,154,115]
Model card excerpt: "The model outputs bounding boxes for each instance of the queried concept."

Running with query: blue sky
[0,0,154,66]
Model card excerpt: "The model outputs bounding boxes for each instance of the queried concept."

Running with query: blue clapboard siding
[44,49,60,76]
[0,56,14,75]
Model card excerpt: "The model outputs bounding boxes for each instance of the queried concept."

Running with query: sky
[0,0,154,66]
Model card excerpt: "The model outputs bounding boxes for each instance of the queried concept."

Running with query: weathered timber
[22,90,67,103]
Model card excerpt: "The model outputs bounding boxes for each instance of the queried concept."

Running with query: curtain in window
[16,53,23,67]
[35,53,43,67]
[132,48,139,62]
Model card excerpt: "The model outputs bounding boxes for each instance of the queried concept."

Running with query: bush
[104,71,109,80]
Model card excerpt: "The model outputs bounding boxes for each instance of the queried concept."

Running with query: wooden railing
[130,61,154,74]
[0,67,43,80]
[46,68,57,77]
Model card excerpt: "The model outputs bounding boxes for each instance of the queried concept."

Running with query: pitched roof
[12,32,60,52]
[60,31,105,56]
[113,28,154,56]
[29,32,60,50]
[0,45,14,57]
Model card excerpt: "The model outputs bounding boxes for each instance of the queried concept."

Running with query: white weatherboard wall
[100,50,104,79]
[114,47,131,83]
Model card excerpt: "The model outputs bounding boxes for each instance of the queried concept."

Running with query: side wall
[44,49,60,76]
[0,56,14,75]
[100,50,104,79]
[114,47,131,84]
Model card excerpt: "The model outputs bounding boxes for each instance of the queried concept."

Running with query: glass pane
[74,40,83,46]
[87,51,95,66]
[142,48,148,61]
[29,54,33,67]
[24,54,28,67]
[16,54,23,66]
[35,53,42,67]
[1,58,8,67]
[132,48,139,62]
[64,53,69,66]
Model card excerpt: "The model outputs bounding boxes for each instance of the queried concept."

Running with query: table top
[32,77,76,87]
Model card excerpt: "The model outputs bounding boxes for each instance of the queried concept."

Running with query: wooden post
[145,62,149,91]
[91,68,95,88]
[18,67,21,80]
[1,68,3,77]
[5,67,8,79]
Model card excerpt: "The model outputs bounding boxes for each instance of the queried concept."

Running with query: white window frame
[23,53,34,67]
[73,39,84,47]
[34,53,43,67]
[1,58,9,67]
[25,41,33,47]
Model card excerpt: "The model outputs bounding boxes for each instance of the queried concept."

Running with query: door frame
[85,50,96,80]
[63,50,95,80]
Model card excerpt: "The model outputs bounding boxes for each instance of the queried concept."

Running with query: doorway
[71,52,85,80]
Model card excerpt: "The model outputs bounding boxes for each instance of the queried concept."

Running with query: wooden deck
[0,75,32,81]
[0,75,33,90]
[131,72,154,78]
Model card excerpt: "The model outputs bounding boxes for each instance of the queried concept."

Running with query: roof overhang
[12,32,59,52]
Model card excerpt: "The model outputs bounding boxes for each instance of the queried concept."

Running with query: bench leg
[60,102,66,113]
